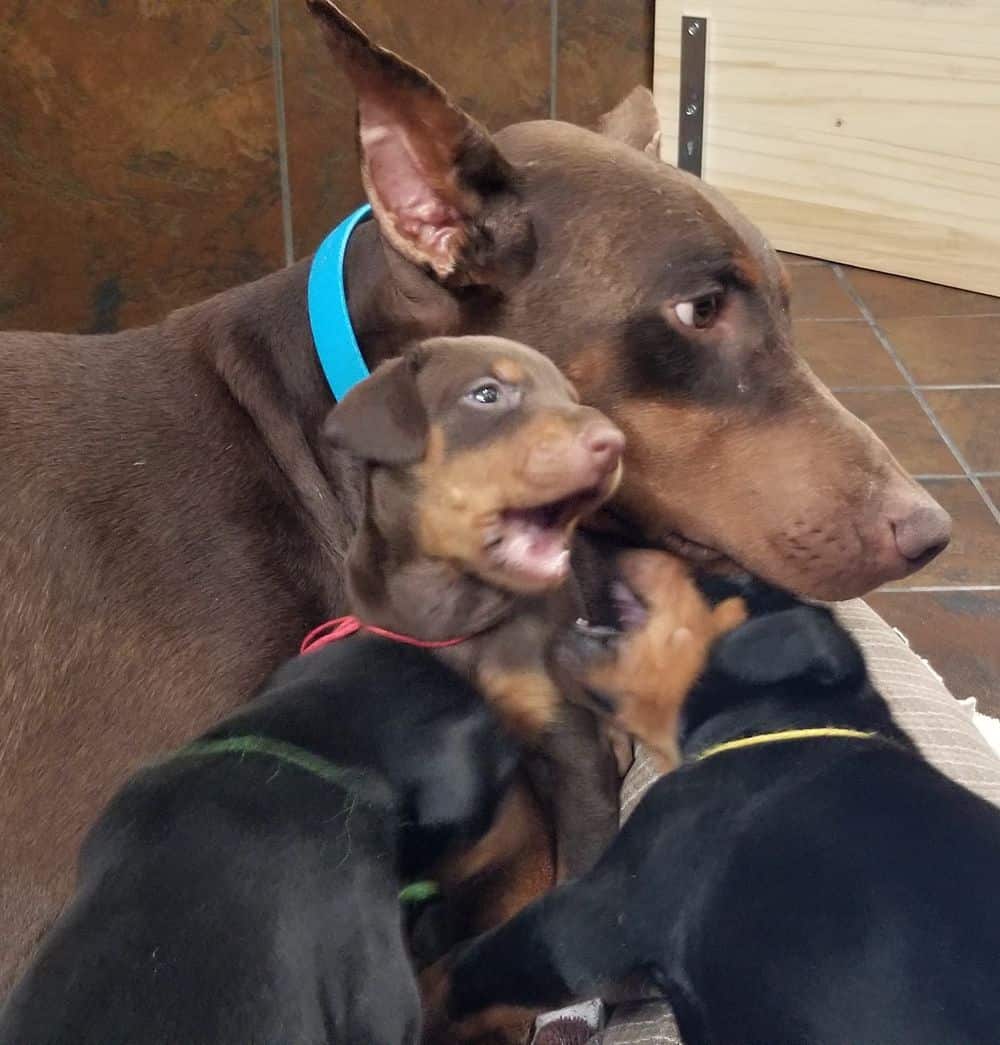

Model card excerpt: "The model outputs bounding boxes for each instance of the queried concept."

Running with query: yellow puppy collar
[698,727,876,762]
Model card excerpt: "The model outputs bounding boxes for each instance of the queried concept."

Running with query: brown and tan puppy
[326,336,623,738]
[320,334,623,1045]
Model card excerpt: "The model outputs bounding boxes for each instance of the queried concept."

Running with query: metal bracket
[677,15,707,177]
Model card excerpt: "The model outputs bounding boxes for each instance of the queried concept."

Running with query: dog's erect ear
[596,86,662,155]
[708,607,866,691]
[323,353,428,465]
[307,0,534,287]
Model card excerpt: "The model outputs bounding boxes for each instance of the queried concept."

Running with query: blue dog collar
[307,204,374,401]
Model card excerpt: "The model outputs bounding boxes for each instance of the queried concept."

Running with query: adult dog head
[307,0,949,600]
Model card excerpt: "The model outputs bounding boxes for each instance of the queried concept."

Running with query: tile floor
[783,253,1000,718]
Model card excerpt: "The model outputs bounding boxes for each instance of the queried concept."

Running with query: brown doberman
[0,0,949,992]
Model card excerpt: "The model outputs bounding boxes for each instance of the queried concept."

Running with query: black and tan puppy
[0,635,518,1045]
[436,556,1000,1045]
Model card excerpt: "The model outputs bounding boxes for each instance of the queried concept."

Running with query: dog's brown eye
[674,292,722,330]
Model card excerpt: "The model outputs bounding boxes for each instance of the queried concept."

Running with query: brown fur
[0,0,949,994]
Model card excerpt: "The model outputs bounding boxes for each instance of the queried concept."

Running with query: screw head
[685,102,698,116]
[687,21,701,35]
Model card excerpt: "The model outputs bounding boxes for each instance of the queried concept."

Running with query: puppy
[319,335,626,993]
[0,637,518,1045]
[438,556,1000,1045]
[557,551,745,770]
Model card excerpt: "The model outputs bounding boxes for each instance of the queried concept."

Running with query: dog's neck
[680,687,914,763]
[187,221,471,621]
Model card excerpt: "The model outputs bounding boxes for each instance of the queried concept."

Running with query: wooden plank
[653,1,1000,294]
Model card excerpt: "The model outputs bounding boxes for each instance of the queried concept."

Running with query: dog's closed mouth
[485,487,602,585]
[661,530,729,565]
[594,506,732,569]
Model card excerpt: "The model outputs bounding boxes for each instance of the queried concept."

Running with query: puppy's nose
[581,421,625,473]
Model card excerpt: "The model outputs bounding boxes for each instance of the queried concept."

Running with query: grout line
[832,263,1000,527]
[918,384,1000,391]
[877,585,1000,593]
[829,385,1000,392]
[795,316,869,323]
[909,473,1000,481]
[796,313,1000,321]
[549,0,559,119]
[270,0,295,267]
[980,482,1000,519]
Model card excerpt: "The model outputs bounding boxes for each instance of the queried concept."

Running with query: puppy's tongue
[493,516,570,583]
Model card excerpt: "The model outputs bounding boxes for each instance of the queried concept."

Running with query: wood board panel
[653,1,1000,294]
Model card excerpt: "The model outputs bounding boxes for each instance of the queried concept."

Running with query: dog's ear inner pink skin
[307,0,534,288]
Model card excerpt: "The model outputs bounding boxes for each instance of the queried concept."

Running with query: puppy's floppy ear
[708,606,865,690]
[323,352,428,465]
[307,0,534,287]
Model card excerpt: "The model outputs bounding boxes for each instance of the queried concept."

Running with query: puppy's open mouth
[484,485,605,586]
[569,573,648,646]
[558,574,648,713]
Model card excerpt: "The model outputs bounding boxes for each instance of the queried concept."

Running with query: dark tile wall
[1,0,284,333]
[2,0,653,333]
[556,0,654,128]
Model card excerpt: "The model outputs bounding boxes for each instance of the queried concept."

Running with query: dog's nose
[581,421,625,473]
[890,499,952,564]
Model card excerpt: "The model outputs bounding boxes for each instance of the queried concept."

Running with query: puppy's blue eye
[468,382,502,405]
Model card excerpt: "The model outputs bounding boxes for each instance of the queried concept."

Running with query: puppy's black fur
[0,637,517,1045]
[442,582,1000,1045]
